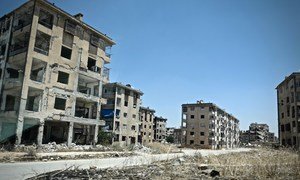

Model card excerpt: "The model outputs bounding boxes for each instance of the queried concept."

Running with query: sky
[1,0,300,135]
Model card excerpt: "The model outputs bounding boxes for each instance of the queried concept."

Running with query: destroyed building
[154,116,167,142]
[101,83,143,146]
[139,106,155,145]
[276,72,300,148]
[181,100,239,149]
[0,0,115,146]
[239,123,277,145]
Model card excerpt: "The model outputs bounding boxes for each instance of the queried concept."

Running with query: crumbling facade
[239,123,276,145]
[181,101,239,149]
[276,72,300,148]
[0,0,114,146]
[101,83,143,146]
[154,116,167,142]
[139,106,155,145]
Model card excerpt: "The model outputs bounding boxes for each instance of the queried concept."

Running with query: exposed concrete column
[15,116,24,145]
[0,121,2,138]
[37,119,45,146]
[94,125,99,144]
[67,122,74,146]
[86,125,90,143]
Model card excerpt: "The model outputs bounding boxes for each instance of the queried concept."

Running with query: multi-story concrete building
[181,101,239,149]
[139,106,155,145]
[276,72,300,148]
[101,83,143,146]
[154,116,167,142]
[0,0,114,146]
[166,127,175,137]
[173,128,182,144]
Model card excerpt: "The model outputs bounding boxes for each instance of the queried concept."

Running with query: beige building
[154,116,167,142]
[181,101,239,149]
[101,83,143,146]
[0,0,114,146]
[276,72,300,148]
[139,106,155,145]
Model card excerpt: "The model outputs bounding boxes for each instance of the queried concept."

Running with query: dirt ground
[28,148,300,180]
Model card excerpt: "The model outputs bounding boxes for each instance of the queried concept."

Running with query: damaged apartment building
[101,83,143,146]
[181,101,239,149]
[0,0,115,146]
[276,72,300,148]
[139,106,155,145]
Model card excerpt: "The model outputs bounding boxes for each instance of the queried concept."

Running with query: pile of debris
[29,155,222,180]
[132,144,153,154]
[14,142,111,152]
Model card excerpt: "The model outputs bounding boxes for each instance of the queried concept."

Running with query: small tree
[166,136,174,143]
[98,130,115,145]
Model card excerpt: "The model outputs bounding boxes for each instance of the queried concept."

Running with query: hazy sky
[1,0,300,135]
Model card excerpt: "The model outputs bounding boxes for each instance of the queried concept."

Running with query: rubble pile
[132,144,153,154]
[29,156,222,180]
[14,142,111,152]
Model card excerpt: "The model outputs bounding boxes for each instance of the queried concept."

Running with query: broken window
[13,6,33,31]
[54,97,66,110]
[34,31,51,55]
[201,115,205,119]
[5,95,15,111]
[124,113,127,118]
[200,141,205,144]
[26,87,43,112]
[131,126,136,130]
[57,71,69,84]
[190,115,194,119]
[21,118,39,144]
[200,132,205,136]
[190,140,194,145]
[30,58,47,83]
[87,57,100,73]
[7,68,19,78]
[190,132,194,135]
[10,33,29,56]
[89,35,98,55]
[61,46,72,59]
[38,9,53,29]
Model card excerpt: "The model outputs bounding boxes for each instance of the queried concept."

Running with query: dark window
[281,125,285,132]
[0,44,6,56]
[57,71,69,84]
[287,107,290,117]
[38,9,53,29]
[122,136,126,141]
[5,95,15,111]
[61,46,72,59]
[201,115,205,119]
[281,113,284,119]
[7,68,19,78]
[285,123,291,132]
[200,141,205,144]
[87,57,100,73]
[190,132,194,135]
[131,126,136,130]
[124,101,128,107]
[190,115,194,119]
[292,106,295,118]
[292,121,296,128]
[182,107,187,112]
[200,132,205,136]
[293,136,297,145]
[190,140,194,145]
[54,97,66,110]
[282,139,286,146]
[287,138,292,146]
[287,97,290,103]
